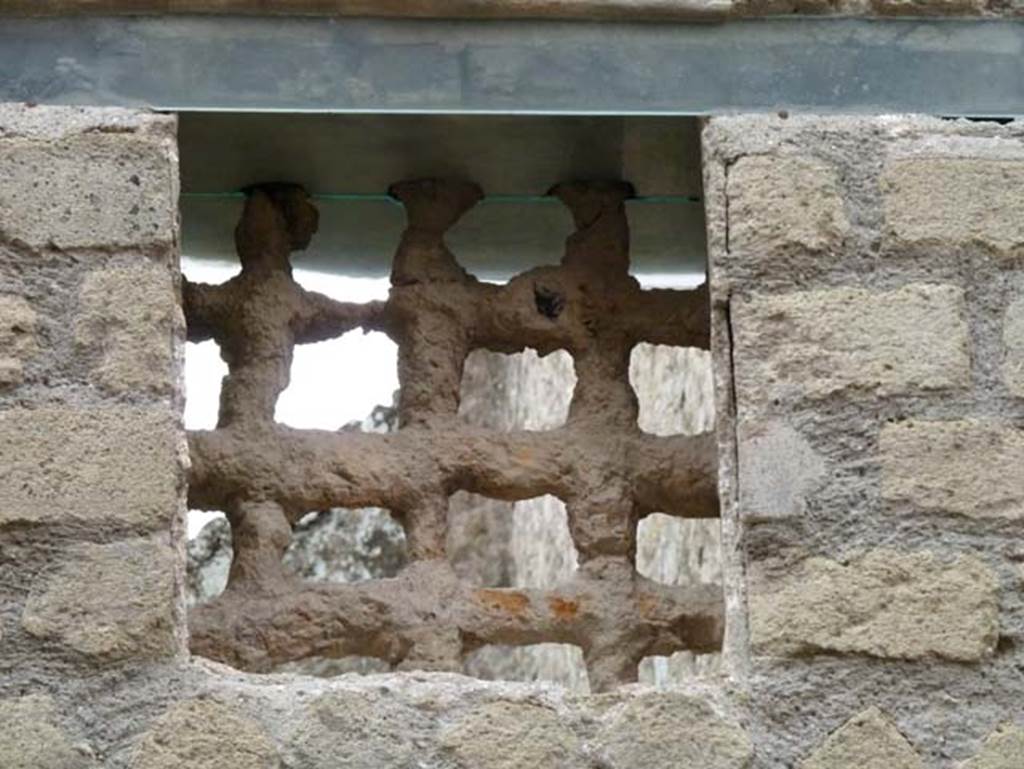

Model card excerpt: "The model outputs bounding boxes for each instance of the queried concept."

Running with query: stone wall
[703,113,1024,766]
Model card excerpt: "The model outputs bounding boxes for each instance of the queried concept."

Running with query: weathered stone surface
[285,691,427,769]
[76,262,181,394]
[737,420,825,520]
[733,284,970,411]
[21,538,180,661]
[802,707,923,769]
[0,405,181,530]
[594,693,752,769]
[749,550,999,661]
[963,723,1024,769]
[0,128,176,251]
[726,155,850,258]
[131,699,279,769]
[882,156,1024,257]
[881,420,1024,519]
[441,701,583,769]
[1002,296,1024,397]
[0,293,36,386]
[0,694,96,769]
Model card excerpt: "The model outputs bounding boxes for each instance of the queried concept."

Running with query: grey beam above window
[1,16,1022,116]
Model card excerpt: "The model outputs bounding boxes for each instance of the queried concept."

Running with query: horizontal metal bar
[1,16,1022,116]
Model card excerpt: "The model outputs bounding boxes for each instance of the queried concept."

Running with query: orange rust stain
[637,594,658,619]
[548,597,579,620]
[476,589,530,615]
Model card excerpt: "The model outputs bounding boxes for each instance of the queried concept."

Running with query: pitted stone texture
[76,262,181,394]
[737,421,825,520]
[801,707,923,769]
[0,694,96,769]
[733,284,969,412]
[726,155,850,258]
[963,723,1024,769]
[21,538,180,661]
[130,699,279,769]
[441,701,583,769]
[882,155,1024,258]
[0,294,36,386]
[1003,296,1024,397]
[0,125,176,251]
[0,405,181,530]
[881,420,1024,519]
[285,691,429,769]
[749,550,999,661]
[593,693,752,769]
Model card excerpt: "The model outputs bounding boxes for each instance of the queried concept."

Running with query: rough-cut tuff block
[749,550,999,661]
[737,420,825,520]
[881,420,1024,519]
[0,405,181,531]
[882,150,1024,258]
[593,694,753,769]
[1003,295,1024,397]
[75,261,182,395]
[20,537,180,661]
[0,294,36,387]
[0,694,95,769]
[802,707,922,769]
[964,724,1024,769]
[726,155,850,259]
[131,700,279,769]
[732,284,970,413]
[0,105,176,253]
[439,701,582,769]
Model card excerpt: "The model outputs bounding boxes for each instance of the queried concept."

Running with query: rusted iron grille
[184,179,720,690]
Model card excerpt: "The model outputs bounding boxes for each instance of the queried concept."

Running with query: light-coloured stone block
[130,699,279,769]
[882,156,1024,258]
[727,154,850,257]
[0,132,177,252]
[962,723,1024,769]
[738,420,825,520]
[76,262,181,394]
[21,538,180,661]
[1002,296,1024,397]
[441,701,583,769]
[0,294,36,387]
[0,404,182,530]
[594,693,753,769]
[802,707,922,769]
[733,284,970,411]
[0,694,96,769]
[749,550,999,662]
[881,420,1024,519]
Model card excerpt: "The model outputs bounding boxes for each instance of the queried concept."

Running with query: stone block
[881,154,1024,258]
[733,284,969,412]
[75,262,181,394]
[0,404,182,531]
[131,699,279,769]
[963,723,1024,769]
[737,420,825,520]
[20,537,181,661]
[881,420,1024,519]
[441,701,583,769]
[0,125,177,252]
[0,294,36,387]
[0,694,96,769]
[593,693,753,769]
[1002,296,1024,397]
[802,707,922,769]
[726,155,850,258]
[749,550,999,662]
